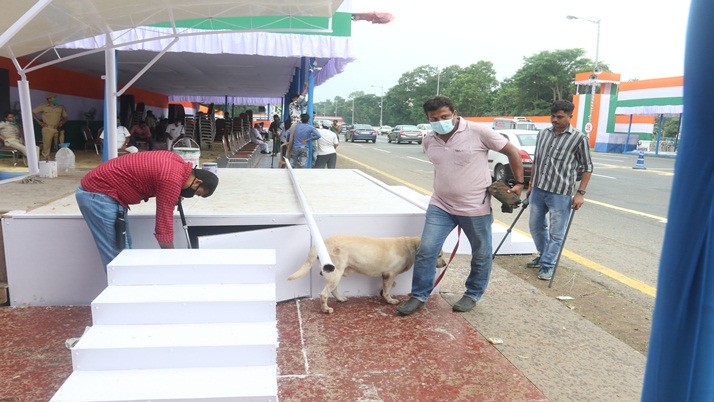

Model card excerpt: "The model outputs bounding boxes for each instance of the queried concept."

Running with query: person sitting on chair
[0,111,38,158]
[251,123,270,154]
[98,117,131,153]
[165,120,185,150]
[129,120,155,150]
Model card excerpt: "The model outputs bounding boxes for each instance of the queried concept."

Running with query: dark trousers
[314,153,337,169]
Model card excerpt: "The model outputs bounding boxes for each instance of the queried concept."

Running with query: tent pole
[624,114,633,153]
[16,73,39,174]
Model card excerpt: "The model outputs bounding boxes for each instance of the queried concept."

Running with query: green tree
[445,61,498,116]
[508,48,601,115]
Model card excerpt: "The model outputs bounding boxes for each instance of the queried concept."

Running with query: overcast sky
[315,0,691,102]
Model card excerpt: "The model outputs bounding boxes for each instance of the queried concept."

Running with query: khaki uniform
[33,103,68,158]
[0,121,38,157]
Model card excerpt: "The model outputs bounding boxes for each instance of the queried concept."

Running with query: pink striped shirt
[422,118,507,216]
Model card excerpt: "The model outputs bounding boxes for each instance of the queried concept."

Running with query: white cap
[125,146,139,153]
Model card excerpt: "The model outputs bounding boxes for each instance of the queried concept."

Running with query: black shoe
[261,150,270,154]
[397,297,425,316]
[526,256,541,269]
[452,296,477,312]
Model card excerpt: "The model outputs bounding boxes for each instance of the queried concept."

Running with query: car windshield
[354,124,372,130]
[516,134,537,146]
[400,125,419,131]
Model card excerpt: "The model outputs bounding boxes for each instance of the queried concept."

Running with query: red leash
[434,226,461,287]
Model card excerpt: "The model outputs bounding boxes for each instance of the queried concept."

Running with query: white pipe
[284,158,334,272]
[117,36,179,97]
[104,45,118,159]
[16,75,39,175]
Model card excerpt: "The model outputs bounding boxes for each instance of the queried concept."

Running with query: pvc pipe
[16,76,39,174]
[104,45,118,160]
[283,158,334,272]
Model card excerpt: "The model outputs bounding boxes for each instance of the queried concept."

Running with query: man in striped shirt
[76,151,219,270]
[527,100,593,280]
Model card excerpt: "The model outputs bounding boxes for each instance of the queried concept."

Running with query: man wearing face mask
[32,93,68,160]
[397,95,525,316]
[75,151,219,271]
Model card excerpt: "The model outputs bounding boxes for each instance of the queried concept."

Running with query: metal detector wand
[493,197,529,259]
[177,199,192,249]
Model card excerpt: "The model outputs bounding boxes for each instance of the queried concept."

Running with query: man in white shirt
[314,128,339,168]
[98,118,131,153]
[165,120,185,150]
[251,123,270,154]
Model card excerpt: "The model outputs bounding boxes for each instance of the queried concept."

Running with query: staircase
[51,248,278,401]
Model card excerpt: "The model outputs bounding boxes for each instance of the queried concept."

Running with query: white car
[487,129,538,184]
[379,125,393,135]
[416,123,431,136]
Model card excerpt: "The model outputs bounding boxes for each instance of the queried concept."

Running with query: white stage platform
[2,169,535,306]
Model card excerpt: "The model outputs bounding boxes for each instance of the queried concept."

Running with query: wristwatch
[576,190,587,195]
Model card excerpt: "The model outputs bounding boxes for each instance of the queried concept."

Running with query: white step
[72,322,276,371]
[92,284,276,324]
[51,365,277,401]
[108,249,276,286]
[492,227,538,255]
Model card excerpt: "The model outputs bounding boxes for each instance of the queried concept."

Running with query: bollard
[633,151,647,170]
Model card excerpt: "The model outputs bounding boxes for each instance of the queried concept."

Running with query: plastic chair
[82,126,100,154]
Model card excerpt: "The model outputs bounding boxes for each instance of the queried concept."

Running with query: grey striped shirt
[532,126,593,195]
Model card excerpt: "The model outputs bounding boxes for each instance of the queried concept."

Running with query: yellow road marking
[341,152,657,298]
[340,154,433,195]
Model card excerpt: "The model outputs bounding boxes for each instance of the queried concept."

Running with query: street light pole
[371,85,384,127]
[567,14,602,140]
[567,15,601,72]
[436,68,441,95]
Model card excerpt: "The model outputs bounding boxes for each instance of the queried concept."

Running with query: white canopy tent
[0,0,351,173]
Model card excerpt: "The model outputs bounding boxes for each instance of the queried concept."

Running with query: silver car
[388,125,423,144]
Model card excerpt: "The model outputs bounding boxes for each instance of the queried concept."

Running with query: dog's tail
[288,246,318,280]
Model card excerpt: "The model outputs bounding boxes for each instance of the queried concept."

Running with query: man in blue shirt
[290,113,321,168]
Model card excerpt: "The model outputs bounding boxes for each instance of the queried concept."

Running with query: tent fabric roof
[1,0,345,58]
[1,1,351,105]
[55,28,355,104]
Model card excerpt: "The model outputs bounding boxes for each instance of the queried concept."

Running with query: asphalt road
[335,134,673,312]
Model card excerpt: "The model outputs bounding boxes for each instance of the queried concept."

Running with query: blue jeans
[528,187,572,269]
[291,146,308,168]
[411,204,493,301]
[75,186,131,270]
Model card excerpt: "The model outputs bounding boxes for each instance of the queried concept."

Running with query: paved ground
[0,149,646,401]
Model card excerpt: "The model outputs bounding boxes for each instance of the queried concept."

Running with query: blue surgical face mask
[430,117,455,135]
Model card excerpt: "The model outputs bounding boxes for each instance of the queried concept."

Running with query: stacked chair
[220,116,260,168]
[197,113,215,150]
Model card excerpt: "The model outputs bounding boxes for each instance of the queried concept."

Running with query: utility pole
[436,68,441,95]
[371,85,384,127]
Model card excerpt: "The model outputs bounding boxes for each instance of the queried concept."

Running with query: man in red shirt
[76,151,219,270]
[130,120,155,150]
